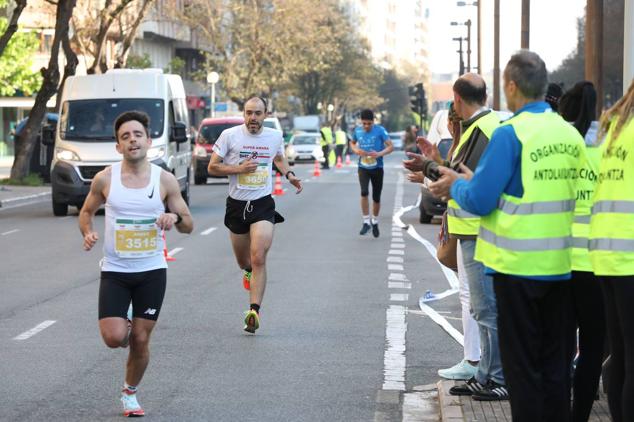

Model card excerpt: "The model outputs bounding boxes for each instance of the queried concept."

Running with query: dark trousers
[600,276,634,422]
[321,145,330,168]
[494,274,571,422]
[566,271,606,422]
[335,144,344,161]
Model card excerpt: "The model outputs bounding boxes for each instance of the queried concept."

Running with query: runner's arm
[78,170,107,250]
[160,171,193,233]
[377,139,394,157]
[273,154,302,194]
[207,152,257,176]
[348,140,367,156]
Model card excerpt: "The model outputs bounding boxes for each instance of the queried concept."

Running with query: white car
[285,132,324,165]
[264,116,283,133]
[388,131,404,150]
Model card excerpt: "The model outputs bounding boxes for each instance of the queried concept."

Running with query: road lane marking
[388,249,404,255]
[1,229,20,236]
[390,293,409,302]
[387,256,404,263]
[388,282,412,289]
[389,273,408,281]
[388,264,404,271]
[200,227,217,235]
[382,305,407,390]
[390,243,405,249]
[168,247,184,257]
[13,320,56,340]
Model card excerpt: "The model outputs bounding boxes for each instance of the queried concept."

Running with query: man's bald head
[453,73,487,106]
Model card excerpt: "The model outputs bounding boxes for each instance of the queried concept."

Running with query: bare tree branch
[0,0,28,57]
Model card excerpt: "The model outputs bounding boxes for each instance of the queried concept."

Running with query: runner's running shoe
[121,388,144,417]
[243,270,252,291]
[359,223,371,235]
[372,223,380,238]
[244,309,260,333]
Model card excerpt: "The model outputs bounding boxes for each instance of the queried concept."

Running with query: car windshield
[263,121,276,129]
[60,99,164,141]
[390,134,401,140]
[199,123,241,144]
[293,135,319,145]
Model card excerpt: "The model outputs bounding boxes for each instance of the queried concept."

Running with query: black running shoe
[359,223,371,235]
[449,377,486,396]
[372,223,379,238]
[472,380,509,401]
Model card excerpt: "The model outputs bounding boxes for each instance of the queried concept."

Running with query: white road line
[388,249,404,255]
[200,227,217,236]
[389,273,408,281]
[388,264,404,271]
[387,256,404,263]
[168,247,184,257]
[13,320,57,340]
[419,303,464,346]
[382,304,407,390]
[388,281,412,289]
[390,293,409,302]
[390,243,405,249]
[1,229,20,236]
[391,237,404,242]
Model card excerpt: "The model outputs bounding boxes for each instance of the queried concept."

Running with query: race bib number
[361,156,377,167]
[114,218,161,258]
[238,164,269,190]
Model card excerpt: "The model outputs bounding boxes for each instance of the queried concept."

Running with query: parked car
[388,131,404,150]
[193,116,244,184]
[285,132,324,166]
[263,116,283,133]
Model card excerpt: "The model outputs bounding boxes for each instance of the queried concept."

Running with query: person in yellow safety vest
[320,125,333,169]
[558,81,606,422]
[404,74,508,400]
[589,78,634,422]
[428,51,586,421]
[334,127,347,164]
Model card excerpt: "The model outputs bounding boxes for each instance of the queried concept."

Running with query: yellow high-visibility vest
[589,117,634,276]
[474,111,585,276]
[320,127,333,147]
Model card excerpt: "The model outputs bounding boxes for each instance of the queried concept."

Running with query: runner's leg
[125,319,157,386]
[248,220,274,305]
[370,168,383,218]
[98,272,132,348]
[230,231,252,271]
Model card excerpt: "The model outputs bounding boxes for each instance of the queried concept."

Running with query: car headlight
[55,147,80,161]
[147,146,166,160]
[193,145,207,157]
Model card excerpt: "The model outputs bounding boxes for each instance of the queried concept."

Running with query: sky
[427,0,586,76]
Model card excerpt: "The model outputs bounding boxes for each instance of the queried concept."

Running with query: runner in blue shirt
[349,109,393,237]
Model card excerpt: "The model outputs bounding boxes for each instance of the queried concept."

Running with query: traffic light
[409,82,427,119]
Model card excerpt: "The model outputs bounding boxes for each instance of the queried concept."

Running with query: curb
[437,380,464,421]
[0,191,50,210]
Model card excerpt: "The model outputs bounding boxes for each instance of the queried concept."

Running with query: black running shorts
[358,167,384,203]
[98,269,166,321]
[224,194,285,235]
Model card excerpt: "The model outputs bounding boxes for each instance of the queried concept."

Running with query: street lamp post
[451,20,472,73]
[206,71,219,118]
[453,37,465,76]
[457,1,480,74]
[327,104,334,123]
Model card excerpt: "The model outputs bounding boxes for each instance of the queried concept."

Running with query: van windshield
[198,123,242,144]
[60,99,165,141]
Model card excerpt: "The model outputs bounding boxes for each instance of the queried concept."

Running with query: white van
[46,69,191,216]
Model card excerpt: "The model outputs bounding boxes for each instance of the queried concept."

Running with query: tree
[380,70,415,132]
[0,18,41,96]
[0,0,27,57]
[11,0,77,180]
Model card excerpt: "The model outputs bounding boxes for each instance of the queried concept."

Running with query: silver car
[285,132,324,165]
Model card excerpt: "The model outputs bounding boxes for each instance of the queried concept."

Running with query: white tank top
[101,162,167,272]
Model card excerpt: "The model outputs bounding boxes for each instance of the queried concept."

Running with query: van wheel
[194,174,206,185]
[53,200,68,216]
[419,209,432,224]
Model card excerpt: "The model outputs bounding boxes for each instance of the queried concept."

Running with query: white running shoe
[438,359,478,380]
[121,389,144,417]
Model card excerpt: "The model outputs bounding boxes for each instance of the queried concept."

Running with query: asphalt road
[0,153,464,421]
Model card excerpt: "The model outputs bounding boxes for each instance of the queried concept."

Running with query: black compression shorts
[98,269,166,321]
[358,167,384,203]
[224,194,285,235]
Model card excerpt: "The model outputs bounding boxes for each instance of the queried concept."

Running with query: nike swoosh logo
[148,186,154,199]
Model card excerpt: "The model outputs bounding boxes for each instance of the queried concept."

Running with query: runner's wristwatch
[285,171,295,180]
[174,213,183,224]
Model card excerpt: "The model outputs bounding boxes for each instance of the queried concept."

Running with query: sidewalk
[0,156,51,210]
[437,380,612,421]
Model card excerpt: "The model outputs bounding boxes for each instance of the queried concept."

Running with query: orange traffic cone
[163,231,175,262]
[336,156,343,168]
[345,154,351,165]
[273,172,284,196]
[313,160,321,177]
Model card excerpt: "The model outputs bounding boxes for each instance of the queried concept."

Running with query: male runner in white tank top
[208,97,302,334]
[79,111,193,417]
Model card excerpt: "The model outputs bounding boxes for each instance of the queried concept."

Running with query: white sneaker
[438,360,478,380]
[121,389,144,417]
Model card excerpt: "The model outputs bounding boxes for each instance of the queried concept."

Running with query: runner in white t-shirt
[208,97,302,333]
